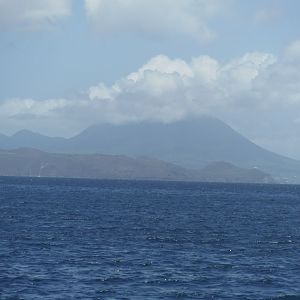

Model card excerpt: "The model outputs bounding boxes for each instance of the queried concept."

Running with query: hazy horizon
[0,115,297,163]
[1,0,300,159]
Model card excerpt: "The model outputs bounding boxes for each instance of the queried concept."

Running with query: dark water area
[1,177,300,299]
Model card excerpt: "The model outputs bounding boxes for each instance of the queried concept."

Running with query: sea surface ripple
[0,177,300,299]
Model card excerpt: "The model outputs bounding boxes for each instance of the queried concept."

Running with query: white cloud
[0,50,279,131]
[285,40,300,59]
[0,98,69,117]
[254,7,282,24]
[0,0,72,30]
[84,0,233,42]
[87,51,277,122]
[2,39,300,156]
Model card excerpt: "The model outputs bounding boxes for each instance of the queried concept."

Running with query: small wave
[267,296,300,300]
[97,289,116,295]
[94,276,128,284]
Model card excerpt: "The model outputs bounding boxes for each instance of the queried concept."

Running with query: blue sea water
[0,177,300,300]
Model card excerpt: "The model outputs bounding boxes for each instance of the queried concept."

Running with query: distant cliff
[0,148,275,184]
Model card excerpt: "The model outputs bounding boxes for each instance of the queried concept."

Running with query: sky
[1,0,300,159]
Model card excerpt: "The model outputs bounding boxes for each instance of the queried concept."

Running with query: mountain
[0,148,191,181]
[0,148,274,183]
[0,117,299,182]
[198,161,274,184]
[0,130,65,151]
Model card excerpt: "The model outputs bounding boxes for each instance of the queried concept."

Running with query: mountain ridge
[1,117,300,182]
[0,148,274,183]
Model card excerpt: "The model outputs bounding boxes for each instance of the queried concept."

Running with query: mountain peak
[0,116,300,182]
[12,129,40,138]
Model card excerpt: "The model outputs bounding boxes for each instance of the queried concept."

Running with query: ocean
[0,177,300,299]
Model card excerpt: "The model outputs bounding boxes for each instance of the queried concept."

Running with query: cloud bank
[87,52,277,123]
[0,41,300,145]
[84,0,233,42]
[1,40,300,141]
[0,0,72,30]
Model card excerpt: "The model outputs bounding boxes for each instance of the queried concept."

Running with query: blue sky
[2,0,300,100]
[1,0,300,159]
